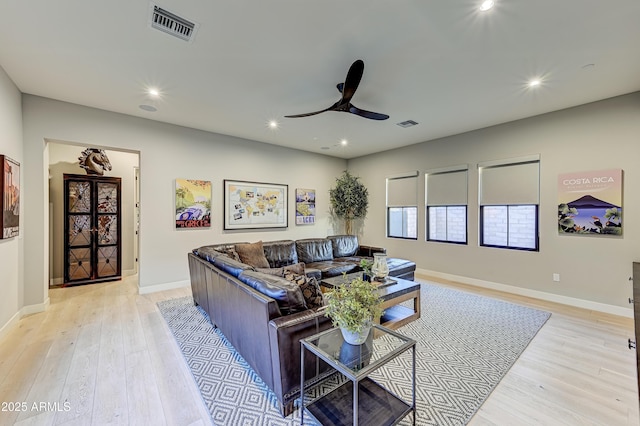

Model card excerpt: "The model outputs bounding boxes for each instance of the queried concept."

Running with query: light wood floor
[0,274,638,425]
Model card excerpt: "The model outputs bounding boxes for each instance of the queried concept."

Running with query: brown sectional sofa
[187,235,416,416]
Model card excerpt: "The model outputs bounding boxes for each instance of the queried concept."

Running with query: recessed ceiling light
[528,79,541,88]
[479,0,494,11]
[139,104,157,112]
[340,139,348,146]
[268,120,279,130]
[148,88,160,98]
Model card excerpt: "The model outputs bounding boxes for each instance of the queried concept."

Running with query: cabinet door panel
[68,215,92,246]
[97,214,118,245]
[97,246,118,278]
[68,181,92,213]
[97,182,118,213]
[68,248,92,280]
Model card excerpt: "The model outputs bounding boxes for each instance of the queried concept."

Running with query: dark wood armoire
[63,174,121,285]
[632,262,640,409]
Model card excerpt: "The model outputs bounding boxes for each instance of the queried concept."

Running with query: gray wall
[22,95,347,306]
[0,65,23,331]
[348,92,640,312]
[48,143,139,282]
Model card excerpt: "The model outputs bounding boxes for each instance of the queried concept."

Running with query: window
[386,172,418,239]
[428,206,467,243]
[388,206,418,238]
[425,166,468,244]
[479,156,540,251]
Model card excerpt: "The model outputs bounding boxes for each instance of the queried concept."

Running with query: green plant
[329,170,369,235]
[324,276,383,333]
[359,258,373,277]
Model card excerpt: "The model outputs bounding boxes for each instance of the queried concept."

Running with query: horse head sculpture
[78,148,112,176]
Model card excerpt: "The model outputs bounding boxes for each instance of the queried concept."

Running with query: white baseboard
[21,297,51,316]
[416,268,633,319]
[123,269,137,277]
[49,277,63,286]
[0,310,21,341]
[138,279,190,295]
[0,297,51,341]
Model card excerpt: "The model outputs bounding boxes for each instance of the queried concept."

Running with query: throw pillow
[283,272,324,310]
[235,241,270,268]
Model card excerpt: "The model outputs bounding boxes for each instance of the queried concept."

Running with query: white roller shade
[480,161,539,205]
[387,174,418,206]
[426,169,467,206]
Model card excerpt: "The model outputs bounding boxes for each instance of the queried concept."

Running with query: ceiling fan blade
[341,59,364,102]
[284,103,337,118]
[348,104,389,120]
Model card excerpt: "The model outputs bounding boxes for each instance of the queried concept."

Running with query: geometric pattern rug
[157,282,551,425]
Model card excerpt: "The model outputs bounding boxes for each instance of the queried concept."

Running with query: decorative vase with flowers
[324,275,384,345]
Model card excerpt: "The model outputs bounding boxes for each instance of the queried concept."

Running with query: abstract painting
[0,155,20,239]
[175,179,211,228]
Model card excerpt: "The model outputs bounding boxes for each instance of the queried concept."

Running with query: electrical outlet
[553,273,560,282]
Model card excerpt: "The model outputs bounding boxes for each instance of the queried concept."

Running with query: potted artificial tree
[324,275,384,345]
[329,170,369,235]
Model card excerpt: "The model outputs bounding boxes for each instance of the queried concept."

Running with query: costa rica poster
[558,169,622,235]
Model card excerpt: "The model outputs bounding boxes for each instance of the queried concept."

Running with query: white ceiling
[1,1,639,159]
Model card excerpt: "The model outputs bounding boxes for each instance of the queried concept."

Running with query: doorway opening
[47,141,140,288]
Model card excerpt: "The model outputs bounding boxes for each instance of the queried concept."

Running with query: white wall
[0,65,23,333]
[348,92,640,313]
[48,143,139,282]
[22,95,347,301]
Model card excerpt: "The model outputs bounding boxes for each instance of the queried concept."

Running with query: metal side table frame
[300,324,416,425]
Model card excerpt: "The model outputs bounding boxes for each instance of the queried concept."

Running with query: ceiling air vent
[149,4,197,42]
[396,120,419,128]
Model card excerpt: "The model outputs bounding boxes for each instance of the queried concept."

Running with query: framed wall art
[295,188,316,225]
[224,180,288,230]
[558,169,622,235]
[175,179,211,228]
[0,155,20,239]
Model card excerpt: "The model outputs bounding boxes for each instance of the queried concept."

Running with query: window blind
[426,167,468,206]
[387,172,418,207]
[479,157,540,205]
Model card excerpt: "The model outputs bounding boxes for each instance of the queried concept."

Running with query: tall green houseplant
[329,170,369,235]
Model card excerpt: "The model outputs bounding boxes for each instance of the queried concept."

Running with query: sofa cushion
[235,241,270,268]
[327,235,359,258]
[305,261,358,278]
[205,243,244,261]
[283,272,324,310]
[296,238,334,263]
[305,268,322,281]
[262,240,299,267]
[194,245,225,263]
[213,255,255,277]
[239,271,307,315]
[255,262,306,277]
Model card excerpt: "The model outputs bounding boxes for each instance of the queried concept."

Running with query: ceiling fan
[285,59,389,121]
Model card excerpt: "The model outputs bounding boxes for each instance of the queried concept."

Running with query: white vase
[371,253,389,281]
[341,323,372,345]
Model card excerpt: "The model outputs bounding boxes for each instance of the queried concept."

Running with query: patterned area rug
[157,283,550,425]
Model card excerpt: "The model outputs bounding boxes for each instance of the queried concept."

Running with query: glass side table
[300,324,416,425]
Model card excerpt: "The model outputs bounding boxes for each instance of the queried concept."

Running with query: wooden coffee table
[320,273,421,330]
